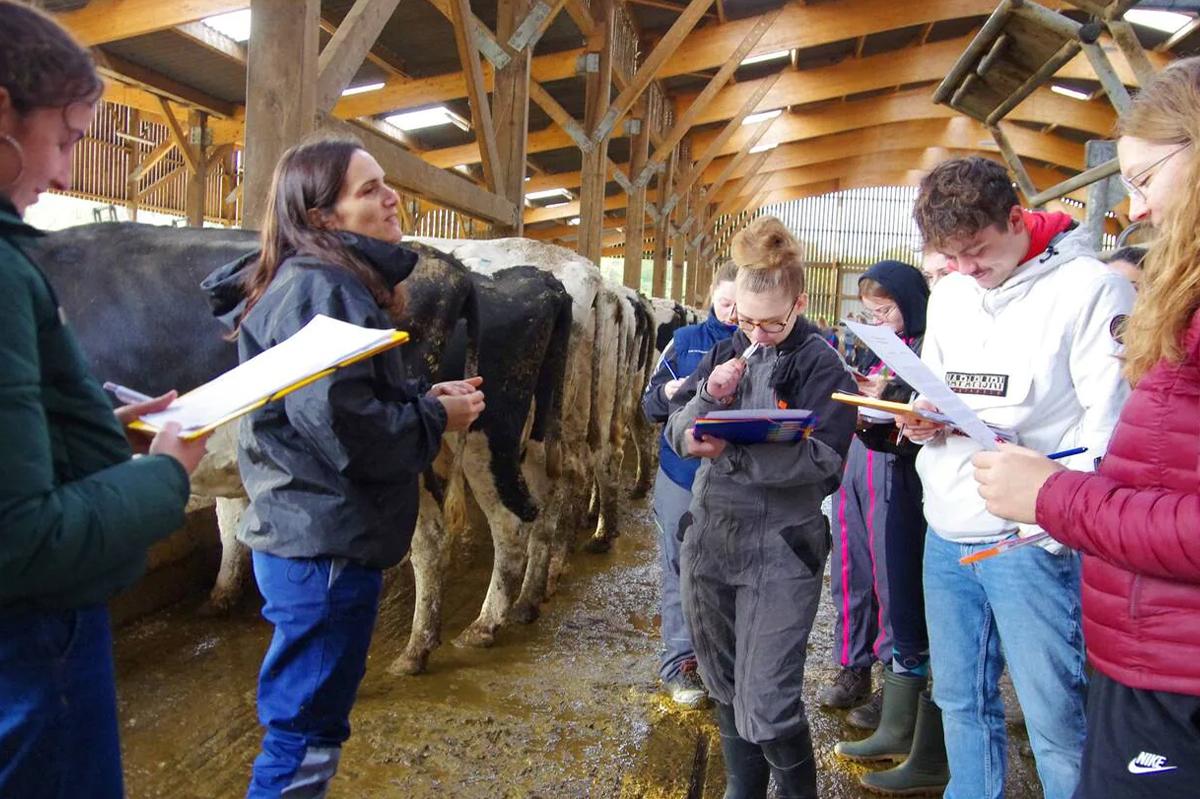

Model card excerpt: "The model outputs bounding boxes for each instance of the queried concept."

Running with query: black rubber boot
[859,691,950,796]
[834,668,926,762]
[847,686,884,729]
[760,726,818,799]
[714,702,770,799]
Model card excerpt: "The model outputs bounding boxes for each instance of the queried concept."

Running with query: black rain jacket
[201,234,447,568]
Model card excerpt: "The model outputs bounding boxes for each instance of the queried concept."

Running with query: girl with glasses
[664,216,857,798]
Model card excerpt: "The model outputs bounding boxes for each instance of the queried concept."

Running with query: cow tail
[462,276,482,379]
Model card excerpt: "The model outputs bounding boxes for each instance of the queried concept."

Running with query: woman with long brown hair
[0,4,208,796]
[973,57,1200,798]
[202,137,484,797]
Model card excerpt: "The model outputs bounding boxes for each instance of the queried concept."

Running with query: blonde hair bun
[731,216,804,271]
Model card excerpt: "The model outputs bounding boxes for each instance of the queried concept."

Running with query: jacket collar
[333,232,418,288]
[0,196,41,238]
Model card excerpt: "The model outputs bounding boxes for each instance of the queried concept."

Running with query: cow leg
[390,485,450,676]
[390,438,466,676]
[457,434,528,648]
[629,422,657,500]
[201,496,250,616]
[512,440,559,624]
[585,457,621,553]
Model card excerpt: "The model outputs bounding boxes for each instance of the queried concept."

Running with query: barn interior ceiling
[42,0,1197,280]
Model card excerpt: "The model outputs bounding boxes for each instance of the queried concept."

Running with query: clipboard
[128,316,410,441]
[830,392,1018,443]
[693,409,818,444]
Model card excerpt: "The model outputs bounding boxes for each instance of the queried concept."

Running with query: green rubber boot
[834,668,925,762]
[859,692,950,796]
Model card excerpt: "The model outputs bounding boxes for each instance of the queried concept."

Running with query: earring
[0,133,25,195]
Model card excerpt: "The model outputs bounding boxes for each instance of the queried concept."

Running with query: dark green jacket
[0,201,190,611]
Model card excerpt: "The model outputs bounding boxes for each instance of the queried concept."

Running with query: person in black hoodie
[201,138,484,798]
[833,259,949,796]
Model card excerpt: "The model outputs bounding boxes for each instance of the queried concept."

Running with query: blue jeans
[924,529,1087,799]
[0,605,123,799]
[248,552,382,799]
[653,467,697,681]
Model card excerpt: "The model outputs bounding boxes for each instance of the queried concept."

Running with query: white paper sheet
[139,315,399,433]
[843,320,999,451]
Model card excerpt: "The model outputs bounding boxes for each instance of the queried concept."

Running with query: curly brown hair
[913,157,1019,251]
[0,1,103,112]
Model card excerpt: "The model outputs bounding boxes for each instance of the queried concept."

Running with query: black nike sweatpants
[1073,671,1200,799]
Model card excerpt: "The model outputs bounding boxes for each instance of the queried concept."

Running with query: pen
[1047,446,1088,460]
[959,532,1051,566]
[103,381,153,405]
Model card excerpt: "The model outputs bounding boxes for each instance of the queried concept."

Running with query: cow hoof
[583,536,612,554]
[510,601,540,625]
[387,650,428,676]
[455,624,496,648]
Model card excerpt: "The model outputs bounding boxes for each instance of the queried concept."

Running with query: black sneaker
[847,686,884,729]
[664,659,709,709]
[819,666,872,709]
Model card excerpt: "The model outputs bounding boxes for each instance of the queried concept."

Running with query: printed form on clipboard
[839,320,1010,450]
[129,315,409,440]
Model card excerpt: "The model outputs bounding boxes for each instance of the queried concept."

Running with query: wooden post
[494,0,532,234]
[125,109,141,222]
[185,109,208,227]
[244,0,319,229]
[622,99,651,290]
[651,147,675,297]
[578,0,614,264]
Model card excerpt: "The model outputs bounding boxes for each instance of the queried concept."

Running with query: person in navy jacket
[641,260,737,708]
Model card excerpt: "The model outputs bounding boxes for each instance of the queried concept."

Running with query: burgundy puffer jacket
[1037,309,1200,697]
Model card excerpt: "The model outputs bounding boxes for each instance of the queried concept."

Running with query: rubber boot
[859,692,950,796]
[714,702,770,799]
[834,668,926,762]
[760,726,818,799]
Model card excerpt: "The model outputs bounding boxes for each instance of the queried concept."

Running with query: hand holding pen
[971,443,1085,526]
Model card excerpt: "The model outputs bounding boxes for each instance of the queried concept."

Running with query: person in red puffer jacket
[973,57,1200,799]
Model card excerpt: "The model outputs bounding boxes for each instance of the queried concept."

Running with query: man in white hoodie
[902,157,1134,799]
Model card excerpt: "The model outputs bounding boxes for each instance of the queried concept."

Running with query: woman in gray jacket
[666,217,856,798]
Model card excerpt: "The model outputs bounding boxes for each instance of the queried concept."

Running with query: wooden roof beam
[592,0,716,142]
[94,50,236,118]
[56,0,249,45]
[449,0,504,191]
[316,0,405,114]
[173,21,247,64]
[636,7,781,187]
[155,96,200,175]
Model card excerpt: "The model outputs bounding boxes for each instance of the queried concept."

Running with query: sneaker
[665,660,709,709]
[819,666,872,709]
[846,687,884,730]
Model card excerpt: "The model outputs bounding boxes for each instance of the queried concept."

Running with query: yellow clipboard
[830,391,915,415]
[128,330,410,441]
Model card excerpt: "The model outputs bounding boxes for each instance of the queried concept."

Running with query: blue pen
[1047,446,1088,461]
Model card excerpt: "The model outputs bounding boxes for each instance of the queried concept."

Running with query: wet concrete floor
[114,492,1043,798]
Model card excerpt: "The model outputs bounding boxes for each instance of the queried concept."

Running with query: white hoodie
[916,224,1135,543]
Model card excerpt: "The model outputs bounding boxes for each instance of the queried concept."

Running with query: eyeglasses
[735,300,797,334]
[863,303,897,322]
[1119,143,1191,202]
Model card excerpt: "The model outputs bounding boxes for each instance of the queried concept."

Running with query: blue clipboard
[693,409,818,444]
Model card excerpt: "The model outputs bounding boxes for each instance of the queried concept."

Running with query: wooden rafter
[130,139,177,182]
[155,96,200,175]
[138,164,188,200]
[449,0,504,191]
[173,21,247,63]
[592,0,714,142]
[94,50,236,118]
[57,0,249,45]
[426,0,514,69]
[506,0,569,51]
[636,8,781,187]
[663,72,781,216]
[316,0,405,114]
[698,117,778,209]
[529,82,591,150]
